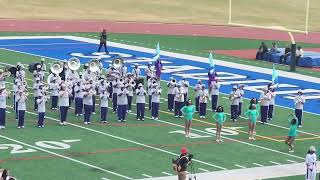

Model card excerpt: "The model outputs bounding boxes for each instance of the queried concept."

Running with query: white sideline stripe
[198,168,210,172]
[142,174,152,178]
[5,106,227,171]
[269,161,281,165]
[161,172,173,176]
[0,134,133,180]
[234,164,246,169]
[0,42,88,47]
[287,159,298,163]
[252,163,264,167]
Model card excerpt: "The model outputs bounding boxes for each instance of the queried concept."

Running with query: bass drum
[28,62,41,73]
[5,66,17,77]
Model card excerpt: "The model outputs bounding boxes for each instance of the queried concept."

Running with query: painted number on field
[0,139,81,154]
[169,127,243,138]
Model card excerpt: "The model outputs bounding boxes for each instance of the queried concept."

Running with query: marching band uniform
[66,70,79,107]
[229,86,240,121]
[132,65,141,81]
[259,87,271,124]
[49,79,59,110]
[136,84,146,121]
[112,79,120,112]
[47,73,61,85]
[12,79,19,111]
[117,87,128,122]
[33,65,45,82]
[33,78,42,111]
[210,80,220,111]
[89,80,97,114]
[17,91,27,128]
[145,63,154,80]
[268,88,276,121]
[151,87,161,120]
[0,70,7,88]
[179,78,189,104]
[36,94,46,128]
[74,81,84,116]
[148,79,156,111]
[294,90,305,127]
[83,87,94,124]
[0,86,8,129]
[126,81,134,112]
[100,90,109,123]
[194,80,202,112]
[237,85,244,116]
[14,84,22,119]
[174,84,185,118]
[199,85,209,118]
[16,64,26,81]
[58,85,70,125]
[167,77,176,112]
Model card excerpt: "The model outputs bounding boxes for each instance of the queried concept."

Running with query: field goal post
[228,0,310,34]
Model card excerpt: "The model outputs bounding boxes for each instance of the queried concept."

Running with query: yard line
[6,107,227,171]
[198,168,209,172]
[0,42,88,47]
[269,161,281,165]
[235,164,247,169]
[287,159,298,163]
[101,178,110,180]
[0,134,133,180]
[161,172,173,176]
[252,163,264,167]
[142,174,153,178]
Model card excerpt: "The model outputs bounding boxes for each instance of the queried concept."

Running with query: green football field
[0,32,319,180]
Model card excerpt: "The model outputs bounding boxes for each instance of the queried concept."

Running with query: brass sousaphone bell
[68,57,81,71]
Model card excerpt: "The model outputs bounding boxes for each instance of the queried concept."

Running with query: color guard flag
[208,52,215,70]
[153,42,162,79]
[272,64,279,85]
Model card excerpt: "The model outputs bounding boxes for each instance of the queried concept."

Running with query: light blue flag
[208,52,215,70]
[153,42,160,61]
[272,64,279,85]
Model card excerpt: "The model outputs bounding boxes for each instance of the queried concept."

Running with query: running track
[0,19,320,43]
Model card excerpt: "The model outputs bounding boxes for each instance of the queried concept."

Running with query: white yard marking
[235,164,247,169]
[142,174,153,178]
[62,139,81,143]
[269,161,281,165]
[101,178,110,180]
[286,159,298,163]
[161,172,173,176]
[198,168,210,172]
[0,134,133,180]
[252,163,264,167]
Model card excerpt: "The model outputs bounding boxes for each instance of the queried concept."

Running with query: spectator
[256,42,268,60]
[269,42,278,54]
[279,44,291,64]
[296,46,304,66]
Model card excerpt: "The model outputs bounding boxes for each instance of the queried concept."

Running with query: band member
[49,79,59,110]
[132,64,141,81]
[112,78,120,112]
[294,90,305,128]
[36,93,47,128]
[0,69,6,88]
[136,83,146,121]
[0,86,8,129]
[88,79,97,114]
[174,83,185,118]
[100,90,109,123]
[194,80,202,113]
[126,80,134,113]
[229,86,240,121]
[237,84,245,116]
[33,78,42,111]
[117,86,128,122]
[16,63,26,81]
[17,91,27,129]
[167,77,176,112]
[151,86,161,120]
[213,106,226,142]
[199,85,209,118]
[259,87,271,124]
[40,58,47,71]
[12,79,19,111]
[285,114,298,153]
[58,84,71,125]
[66,69,79,107]
[179,78,189,103]
[145,62,154,81]
[33,64,44,82]
[305,146,317,180]
[180,99,196,137]
[210,79,220,112]
[148,78,156,111]
[268,85,276,121]
[98,29,109,53]
[14,83,21,119]
[47,72,61,85]
[83,87,94,124]
[74,80,84,116]
[245,104,259,140]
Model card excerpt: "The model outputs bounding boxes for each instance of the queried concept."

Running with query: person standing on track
[285,114,298,153]
[245,104,259,140]
[180,99,196,137]
[305,146,317,180]
[98,29,109,53]
[212,106,226,142]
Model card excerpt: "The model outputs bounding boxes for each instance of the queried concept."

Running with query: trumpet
[171,79,176,86]
[130,80,136,87]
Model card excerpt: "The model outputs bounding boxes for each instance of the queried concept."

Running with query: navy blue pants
[112,93,117,112]
[92,95,96,113]
[69,96,74,108]
[230,105,238,120]
[136,103,145,120]
[184,93,188,104]
[199,103,207,116]
[174,101,183,116]
[195,97,199,112]
[108,86,113,98]
[0,108,6,126]
[295,109,303,126]
[168,94,174,111]
[268,105,274,119]
[75,97,83,115]
[152,102,159,118]
[148,95,152,110]
[38,112,45,126]
[13,95,16,110]
[238,102,243,116]
[18,110,25,127]
[100,107,108,121]
[15,102,18,119]
[59,106,69,122]
[84,104,92,122]
[260,105,269,123]
[211,95,218,111]
[34,97,38,110]
[98,42,108,53]
[51,96,58,109]
[117,105,127,120]
[127,96,133,111]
